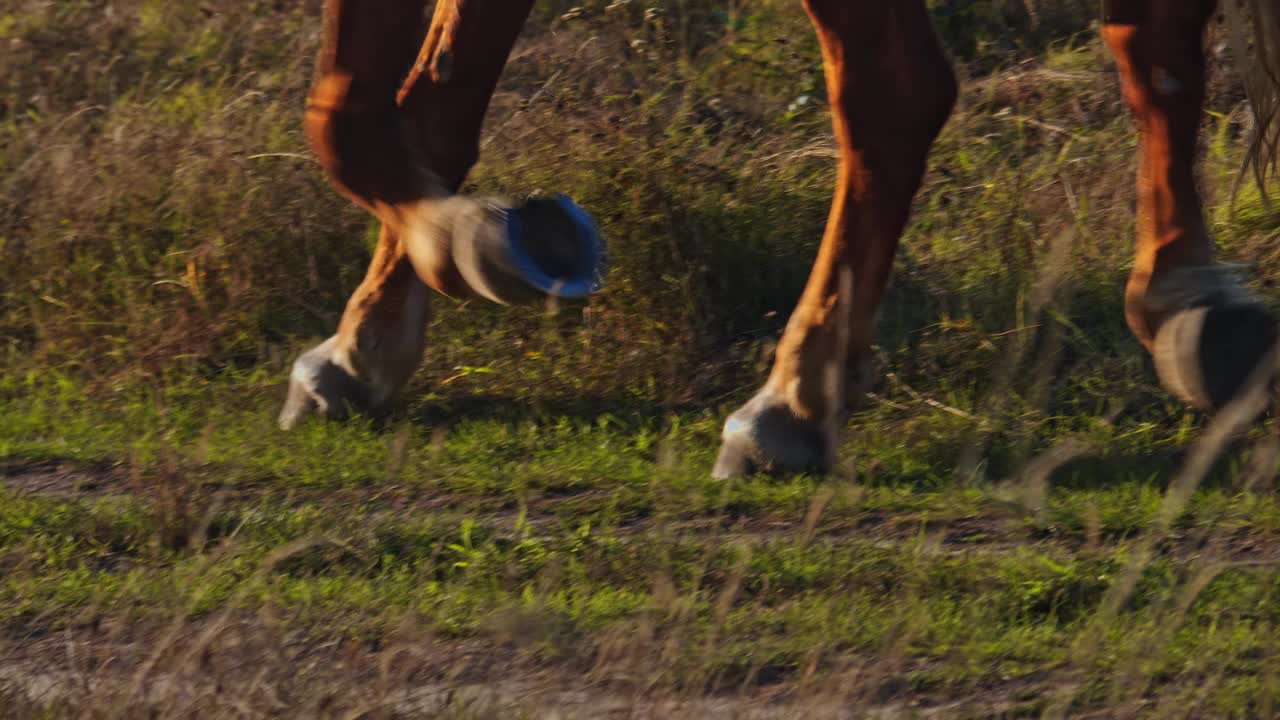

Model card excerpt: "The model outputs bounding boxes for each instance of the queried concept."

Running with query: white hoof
[712,391,833,479]
[278,337,372,430]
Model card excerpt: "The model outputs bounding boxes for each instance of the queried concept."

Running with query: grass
[3,0,1280,717]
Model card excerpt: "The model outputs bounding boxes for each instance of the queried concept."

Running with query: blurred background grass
[0,0,1147,398]
[4,0,1274,413]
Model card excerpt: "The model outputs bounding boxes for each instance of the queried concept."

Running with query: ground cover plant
[3,0,1280,716]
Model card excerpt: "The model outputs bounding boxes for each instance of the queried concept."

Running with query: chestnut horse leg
[714,0,957,477]
[1104,0,1276,410]
[280,0,536,429]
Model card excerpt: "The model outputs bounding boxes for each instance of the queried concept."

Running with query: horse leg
[1103,0,1276,410]
[713,0,956,478]
[283,0,582,429]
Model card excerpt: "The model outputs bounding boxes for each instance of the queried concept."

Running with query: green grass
[5,370,1280,715]
[3,0,1280,717]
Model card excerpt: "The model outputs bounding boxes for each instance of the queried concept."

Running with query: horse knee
[304,94,422,208]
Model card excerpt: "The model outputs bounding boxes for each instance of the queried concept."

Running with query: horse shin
[714,0,956,477]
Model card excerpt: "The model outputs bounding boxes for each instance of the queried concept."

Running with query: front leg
[283,0,603,427]
[714,0,956,478]
[1104,0,1277,410]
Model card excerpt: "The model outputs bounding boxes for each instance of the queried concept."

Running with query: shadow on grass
[405,393,707,432]
[1048,445,1245,493]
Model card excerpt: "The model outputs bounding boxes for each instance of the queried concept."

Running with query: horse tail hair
[1224,0,1280,198]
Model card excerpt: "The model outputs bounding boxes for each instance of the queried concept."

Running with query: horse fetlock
[1141,264,1256,321]
[712,390,834,479]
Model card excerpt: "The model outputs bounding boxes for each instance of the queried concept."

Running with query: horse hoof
[450,194,605,304]
[278,337,372,430]
[1153,303,1277,411]
[712,392,833,479]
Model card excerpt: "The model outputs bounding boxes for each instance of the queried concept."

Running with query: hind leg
[713,0,956,477]
[1103,0,1276,410]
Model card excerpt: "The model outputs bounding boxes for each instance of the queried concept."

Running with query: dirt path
[0,618,1051,719]
[6,458,1279,564]
[1,459,127,499]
